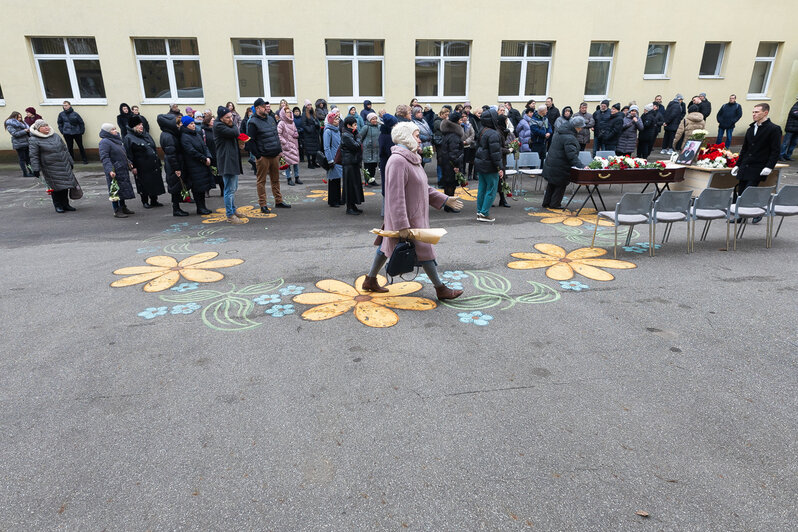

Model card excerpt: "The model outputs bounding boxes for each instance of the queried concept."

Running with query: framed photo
[677,140,702,165]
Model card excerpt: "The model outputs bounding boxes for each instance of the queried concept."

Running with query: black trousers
[328,178,342,206]
[63,134,87,162]
[542,182,567,208]
[638,139,654,159]
[51,189,70,209]
[662,130,676,151]
[16,147,31,175]
[307,152,317,168]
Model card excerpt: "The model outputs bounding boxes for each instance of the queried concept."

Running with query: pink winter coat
[277,108,300,164]
[380,145,447,261]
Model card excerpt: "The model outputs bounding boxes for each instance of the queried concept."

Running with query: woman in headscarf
[323,110,343,207]
[29,119,79,213]
[116,103,132,139]
[99,123,135,218]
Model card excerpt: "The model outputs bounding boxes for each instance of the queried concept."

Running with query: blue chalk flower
[252,293,281,305]
[137,246,161,254]
[414,273,432,284]
[559,280,589,291]
[278,285,305,296]
[170,302,201,315]
[138,306,168,320]
[204,237,228,245]
[457,311,494,326]
[171,282,199,292]
[442,270,467,281]
[445,281,464,290]
[265,304,295,317]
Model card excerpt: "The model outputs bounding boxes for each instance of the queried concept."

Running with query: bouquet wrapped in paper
[370,228,448,244]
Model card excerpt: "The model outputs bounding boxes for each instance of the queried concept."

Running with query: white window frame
[747,42,779,100]
[643,42,671,80]
[584,42,615,101]
[135,38,204,104]
[325,39,385,104]
[698,42,727,79]
[414,40,471,102]
[0,84,4,106]
[232,39,297,105]
[497,41,553,100]
[31,37,107,105]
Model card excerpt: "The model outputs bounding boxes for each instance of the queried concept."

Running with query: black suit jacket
[737,118,782,182]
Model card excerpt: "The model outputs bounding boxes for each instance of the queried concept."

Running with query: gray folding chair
[595,150,616,159]
[729,186,775,250]
[505,152,540,195]
[652,190,693,255]
[690,187,733,252]
[578,151,593,167]
[591,192,655,258]
[768,184,798,247]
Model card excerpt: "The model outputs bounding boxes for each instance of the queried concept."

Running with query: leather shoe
[346,209,361,215]
[114,210,128,218]
[197,207,212,215]
[287,178,295,186]
[173,208,189,217]
[435,285,463,300]
[121,206,135,214]
[276,202,292,208]
[55,206,65,213]
[260,206,271,213]
[151,200,164,207]
[62,205,76,212]
[295,177,303,185]
[361,275,389,293]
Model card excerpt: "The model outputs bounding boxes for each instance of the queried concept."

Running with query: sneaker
[227,214,246,224]
[660,149,666,154]
[476,213,495,222]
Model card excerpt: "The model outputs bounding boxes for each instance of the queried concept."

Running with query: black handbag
[385,239,418,281]
[316,151,330,170]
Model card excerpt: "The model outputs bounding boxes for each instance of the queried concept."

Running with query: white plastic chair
[768,184,798,247]
[591,192,655,258]
[690,187,734,252]
[652,190,693,255]
[729,186,775,250]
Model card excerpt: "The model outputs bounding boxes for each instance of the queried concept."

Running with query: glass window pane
[358,60,382,97]
[268,60,295,97]
[589,42,614,57]
[501,41,524,57]
[264,39,293,55]
[357,40,384,56]
[524,61,549,96]
[748,61,771,94]
[444,41,469,57]
[233,39,262,55]
[699,43,723,76]
[528,42,553,57]
[443,61,467,96]
[415,59,438,96]
[66,38,97,55]
[756,42,778,57]
[0,85,4,100]
[173,60,203,98]
[32,38,65,55]
[645,44,668,75]
[498,61,521,95]
[415,40,440,57]
[169,39,199,55]
[73,60,106,98]
[237,60,264,98]
[585,60,610,95]
[140,60,171,98]
[38,60,72,98]
[328,60,353,97]
[135,39,166,55]
[326,39,354,56]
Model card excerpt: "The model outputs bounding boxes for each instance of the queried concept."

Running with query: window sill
[643,75,669,80]
[698,75,724,79]
[141,98,206,105]
[0,100,5,106]
[327,97,385,105]
[746,95,771,101]
[499,96,548,102]
[583,96,608,102]
[237,98,298,106]
[41,99,108,105]
[415,96,469,103]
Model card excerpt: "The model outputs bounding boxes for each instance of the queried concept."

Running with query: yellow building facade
[1,0,796,151]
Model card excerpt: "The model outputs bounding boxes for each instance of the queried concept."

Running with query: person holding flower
[124,115,165,209]
[99,123,135,218]
[277,107,302,185]
[29,119,79,213]
[412,106,433,168]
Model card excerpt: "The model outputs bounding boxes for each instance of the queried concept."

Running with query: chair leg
[691,218,696,252]
[738,219,747,239]
[614,226,618,259]
[726,219,730,251]
[625,225,635,246]
[733,219,738,250]
[591,216,600,248]
[701,219,712,241]
[652,223,656,257]
[687,221,691,254]
[774,216,785,239]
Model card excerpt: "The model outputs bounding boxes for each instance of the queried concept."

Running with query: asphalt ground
[1,156,796,530]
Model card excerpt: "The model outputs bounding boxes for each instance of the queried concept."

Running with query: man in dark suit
[731,103,782,221]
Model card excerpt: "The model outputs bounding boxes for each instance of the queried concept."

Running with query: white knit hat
[101,123,115,132]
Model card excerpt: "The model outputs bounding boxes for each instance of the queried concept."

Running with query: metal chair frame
[591,192,655,258]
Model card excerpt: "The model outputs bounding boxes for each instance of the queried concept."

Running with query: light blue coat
[323,122,342,180]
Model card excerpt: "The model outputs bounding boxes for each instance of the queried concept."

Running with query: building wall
[1,0,796,151]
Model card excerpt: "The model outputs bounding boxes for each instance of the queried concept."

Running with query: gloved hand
[445,197,464,210]
[760,167,772,176]
[397,228,411,239]
[730,166,739,176]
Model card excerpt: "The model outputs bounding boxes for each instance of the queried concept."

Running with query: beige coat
[674,112,706,146]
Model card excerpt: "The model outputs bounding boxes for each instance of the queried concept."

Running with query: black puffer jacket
[180,125,213,192]
[157,113,185,193]
[246,113,281,158]
[664,100,683,132]
[640,111,660,142]
[543,121,581,186]
[599,112,624,149]
[340,127,363,166]
[124,127,163,191]
[474,109,503,174]
[302,109,321,153]
[213,119,243,176]
[784,102,798,134]
[437,118,464,169]
[57,108,85,136]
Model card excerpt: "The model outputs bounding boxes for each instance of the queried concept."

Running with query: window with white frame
[699,42,727,77]
[325,39,384,102]
[498,41,553,99]
[233,39,295,103]
[584,42,615,99]
[134,38,203,102]
[644,42,671,78]
[0,84,4,106]
[748,42,779,97]
[30,37,106,103]
[415,40,470,100]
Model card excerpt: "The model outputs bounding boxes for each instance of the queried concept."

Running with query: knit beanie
[366,112,378,122]
[612,103,621,110]
[571,116,586,128]
[32,119,48,130]
[217,105,231,120]
[326,109,340,124]
[304,99,312,107]
[101,122,115,132]
[181,115,195,127]
[128,115,143,128]
[449,111,462,123]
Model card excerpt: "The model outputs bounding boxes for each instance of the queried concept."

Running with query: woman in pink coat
[362,121,464,300]
[277,107,302,185]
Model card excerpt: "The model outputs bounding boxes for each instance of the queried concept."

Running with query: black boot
[173,203,189,217]
[195,194,211,215]
[141,195,152,209]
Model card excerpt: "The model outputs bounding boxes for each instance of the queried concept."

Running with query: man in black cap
[592,99,611,155]
[697,92,711,120]
[247,98,290,212]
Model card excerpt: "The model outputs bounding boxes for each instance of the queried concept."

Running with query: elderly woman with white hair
[361,121,464,300]
[99,123,136,218]
[29,119,79,213]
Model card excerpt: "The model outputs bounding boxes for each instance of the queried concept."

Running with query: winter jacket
[202,124,216,164]
[5,119,30,150]
[546,105,560,130]
[716,102,743,129]
[529,112,551,147]
[359,122,380,164]
[474,110,503,174]
[57,108,85,136]
[99,129,135,200]
[467,112,482,137]
[599,112,624,149]
[315,99,328,122]
[640,111,660,142]
[323,122,342,180]
[379,113,398,166]
[125,127,164,196]
[543,121,582,187]
[673,112,706,146]
[277,108,300,164]
[247,112,282,158]
[180,125,214,192]
[340,127,363,166]
[24,107,42,127]
[616,114,644,153]
[117,103,132,139]
[575,111,595,146]
[301,109,321,154]
[413,117,433,152]
[29,130,77,191]
[785,102,798,134]
[462,122,475,149]
[213,119,243,176]
[664,100,684,132]
[432,116,444,146]
[347,107,365,130]
[437,119,464,169]
[157,113,185,193]
[423,109,435,132]
[698,99,712,120]
[593,107,612,138]
[360,100,374,122]
[515,115,532,152]
[506,107,522,129]
[737,119,782,182]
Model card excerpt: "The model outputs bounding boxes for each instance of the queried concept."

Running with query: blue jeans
[477,172,500,215]
[781,132,797,159]
[284,164,299,179]
[222,174,238,217]
[716,128,734,147]
[436,164,442,184]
